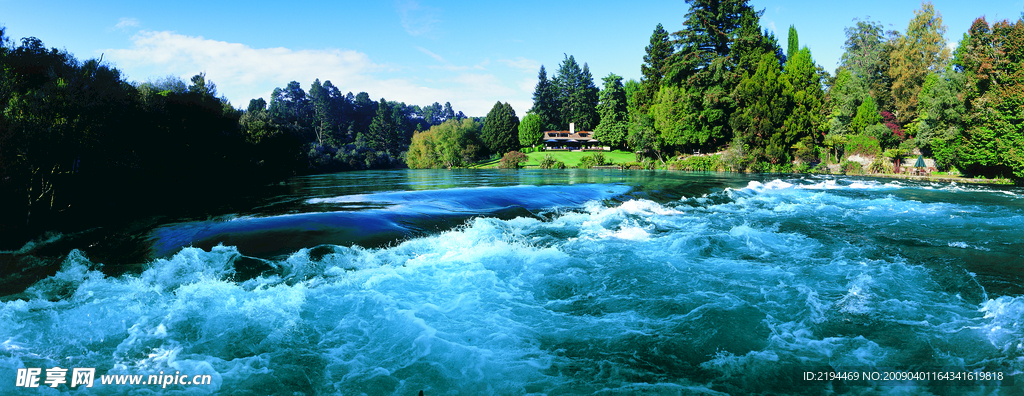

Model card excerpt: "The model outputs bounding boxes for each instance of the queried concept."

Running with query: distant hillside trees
[244,78,468,172]
[0,26,474,243]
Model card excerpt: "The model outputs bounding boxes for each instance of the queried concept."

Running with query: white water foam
[2,187,1021,394]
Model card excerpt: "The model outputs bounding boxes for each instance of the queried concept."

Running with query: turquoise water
[2,170,1023,395]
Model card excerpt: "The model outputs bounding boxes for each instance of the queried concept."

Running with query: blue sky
[3,1,1022,117]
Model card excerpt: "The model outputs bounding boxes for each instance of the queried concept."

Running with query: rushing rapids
[1,170,1022,395]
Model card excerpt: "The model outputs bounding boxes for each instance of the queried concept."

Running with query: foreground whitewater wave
[2,177,1023,395]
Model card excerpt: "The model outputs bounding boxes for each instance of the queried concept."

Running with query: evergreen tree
[781,47,825,157]
[594,73,629,148]
[577,63,601,130]
[188,72,218,98]
[826,68,870,135]
[552,55,599,130]
[365,98,402,157]
[268,81,311,129]
[531,65,559,131]
[518,112,543,148]
[730,5,785,75]
[309,79,333,146]
[850,95,881,134]
[443,101,457,121]
[247,98,267,113]
[787,25,799,65]
[664,0,754,84]
[655,0,779,154]
[480,101,520,155]
[638,24,673,111]
[730,53,789,164]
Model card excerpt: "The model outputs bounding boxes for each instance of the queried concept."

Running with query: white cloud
[499,57,540,73]
[447,73,529,116]
[113,17,140,31]
[417,48,490,72]
[416,46,446,63]
[517,77,536,94]
[102,31,526,117]
[104,31,435,106]
[395,0,440,37]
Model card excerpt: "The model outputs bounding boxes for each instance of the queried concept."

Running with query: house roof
[543,130,598,142]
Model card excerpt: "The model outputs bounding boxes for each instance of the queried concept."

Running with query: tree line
[3,1,1024,241]
[511,0,1023,178]
[404,54,603,169]
[0,27,473,244]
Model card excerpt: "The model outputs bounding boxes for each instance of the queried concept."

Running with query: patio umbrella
[914,155,926,168]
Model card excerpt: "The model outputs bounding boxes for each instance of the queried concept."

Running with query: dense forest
[412,0,1024,180]
[3,0,1024,244]
[0,26,477,245]
[521,0,1022,179]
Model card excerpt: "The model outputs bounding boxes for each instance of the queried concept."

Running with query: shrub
[866,124,898,150]
[868,157,890,174]
[539,154,558,169]
[841,160,863,175]
[774,163,793,173]
[844,134,882,158]
[667,154,724,171]
[811,162,831,174]
[793,136,817,163]
[749,161,772,173]
[498,150,528,169]
[578,153,606,169]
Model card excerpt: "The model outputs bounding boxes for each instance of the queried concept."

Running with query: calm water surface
[2,169,1023,395]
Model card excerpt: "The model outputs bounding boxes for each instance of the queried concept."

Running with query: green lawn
[469,157,501,168]
[522,150,636,167]
[468,149,636,168]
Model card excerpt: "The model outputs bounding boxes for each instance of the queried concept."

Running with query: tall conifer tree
[787,25,799,65]
[481,101,520,155]
[531,66,559,131]
[638,24,673,111]
[595,73,629,148]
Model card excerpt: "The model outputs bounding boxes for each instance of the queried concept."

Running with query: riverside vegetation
[3,0,1024,245]
[408,1,1024,183]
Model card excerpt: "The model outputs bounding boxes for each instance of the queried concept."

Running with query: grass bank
[521,150,636,168]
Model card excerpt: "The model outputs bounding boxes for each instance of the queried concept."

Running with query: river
[2,169,1023,395]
